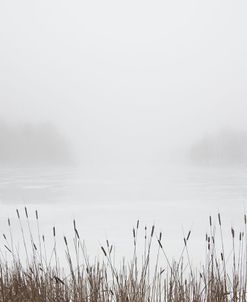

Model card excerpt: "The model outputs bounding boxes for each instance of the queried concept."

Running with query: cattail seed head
[4,245,12,253]
[158,239,163,249]
[159,232,162,241]
[136,220,139,229]
[75,228,80,239]
[101,246,107,257]
[160,268,165,275]
[133,228,135,239]
[24,207,28,218]
[218,213,221,226]
[186,230,191,241]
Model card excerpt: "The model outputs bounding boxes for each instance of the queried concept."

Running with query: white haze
[1,0,247,164]
[1,1,247,267]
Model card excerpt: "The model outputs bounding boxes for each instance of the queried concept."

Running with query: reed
[0,208,247,301]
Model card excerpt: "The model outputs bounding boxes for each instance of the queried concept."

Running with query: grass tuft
[0,209,246,301]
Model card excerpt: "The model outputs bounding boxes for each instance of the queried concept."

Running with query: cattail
[24,207,28,218]
[160,268,165,275]
[16,209,20,219]
[109,245,113,254]
[218,213,221,226]
[231,227,235,238]
[221,253,224,261]
[151,225,155,237]
[133,228,136,239]
[209,216,212,226]
[136,220,139,229]
[3,234,6,240]
[239,232,242,241]
[54,276,65,285]
[64,236,68,246]
[245,214,247,225]
[75,228,80,239]
[35,210,38,220]
[159,232,162,241]
[7,218,10,226]
[158,239,163,249]
[106,239,109,248]
[101,246,107,256]
[186,230,191,241]
[53,226,56,237]
[4,245,12,253]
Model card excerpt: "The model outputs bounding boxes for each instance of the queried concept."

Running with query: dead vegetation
[0,208,246,301]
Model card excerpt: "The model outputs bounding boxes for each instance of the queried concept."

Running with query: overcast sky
[1,0,247,162]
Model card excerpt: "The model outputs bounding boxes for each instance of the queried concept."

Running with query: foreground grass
[0,209,247,301]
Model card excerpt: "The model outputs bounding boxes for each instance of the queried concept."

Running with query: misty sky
[1,0,247,162]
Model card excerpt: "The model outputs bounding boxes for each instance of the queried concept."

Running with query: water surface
[0,162,246,265]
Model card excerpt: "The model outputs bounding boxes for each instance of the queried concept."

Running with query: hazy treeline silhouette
[190,129,247,165]
[0,121,72,166]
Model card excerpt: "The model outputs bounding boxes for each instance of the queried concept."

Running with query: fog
[1,0,247,165]
[190,129,247,165]
[0,121,72,166]
[1,1,247,271]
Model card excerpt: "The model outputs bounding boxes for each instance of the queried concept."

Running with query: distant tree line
[189,129,247,165]
[0,121,72,166]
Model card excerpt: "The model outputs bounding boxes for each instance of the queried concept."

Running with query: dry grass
[0,208,247,301]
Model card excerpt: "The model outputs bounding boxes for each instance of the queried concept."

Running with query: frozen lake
[0,162,247,266]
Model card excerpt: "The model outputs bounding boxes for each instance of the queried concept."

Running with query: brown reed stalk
[0,208,246,301]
